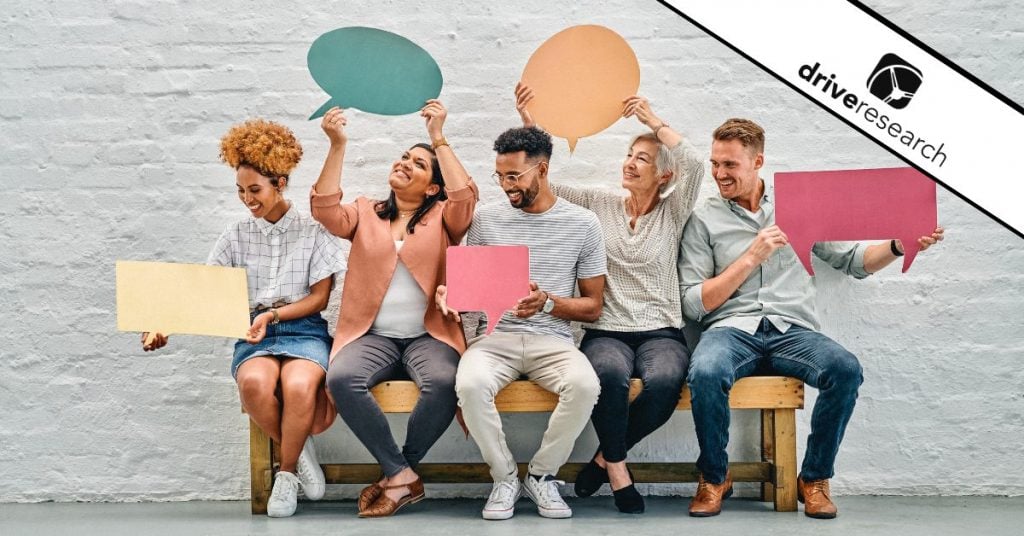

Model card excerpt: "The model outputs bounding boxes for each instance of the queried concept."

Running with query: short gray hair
[628,133,677,198]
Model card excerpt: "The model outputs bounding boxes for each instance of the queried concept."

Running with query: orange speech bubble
[521,25,640,152]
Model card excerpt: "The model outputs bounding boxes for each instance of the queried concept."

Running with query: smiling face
[388,146,439,199]
[621,138,668,195]
[494,151,544,209]
[709,138,763,208]
[236,166,286,220]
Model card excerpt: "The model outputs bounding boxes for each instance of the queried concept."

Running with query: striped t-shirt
[466,198,607,342]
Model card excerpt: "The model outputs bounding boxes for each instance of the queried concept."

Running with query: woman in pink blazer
[310,100,477,517]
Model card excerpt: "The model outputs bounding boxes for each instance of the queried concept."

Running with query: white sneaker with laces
[523,474,572,519]
[296,436,325,500]
[482,478,522,520]
[267,471,300,518]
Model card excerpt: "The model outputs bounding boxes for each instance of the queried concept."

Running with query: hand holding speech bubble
[774,168,937,275]
[307,27,443,119]
[116,261,250,340]
[521,25,640,152]
[445,246,530,335]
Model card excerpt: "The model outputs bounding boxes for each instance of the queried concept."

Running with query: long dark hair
[374,143,447,234]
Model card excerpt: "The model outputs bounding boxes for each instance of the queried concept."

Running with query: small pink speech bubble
[445,246,530,335]
[775,167,937,275]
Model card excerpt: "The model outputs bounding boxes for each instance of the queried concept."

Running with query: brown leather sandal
[357,481,384,513]
[358,477,425,518]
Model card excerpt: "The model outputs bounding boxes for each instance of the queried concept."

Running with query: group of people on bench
[143,85,943,520]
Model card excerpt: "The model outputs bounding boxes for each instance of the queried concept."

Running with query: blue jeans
[581,327,689,463]
[688,320,863,483]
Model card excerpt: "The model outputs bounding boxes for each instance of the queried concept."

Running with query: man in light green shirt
[678,118,944,519]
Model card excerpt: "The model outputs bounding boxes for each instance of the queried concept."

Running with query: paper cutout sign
[116,261,250,339]
[445,246,530,335]
[307,27,443,119]
[521,25,640,152]
[774,167,937,275]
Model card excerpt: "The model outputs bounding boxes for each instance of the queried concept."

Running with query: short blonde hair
[219,119,303,186]
[712,118,765,155]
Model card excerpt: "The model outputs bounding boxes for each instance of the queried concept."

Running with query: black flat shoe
[613,484,645,514]
[574,459,608,497]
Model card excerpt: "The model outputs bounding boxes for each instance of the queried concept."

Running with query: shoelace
[535,478,568,506]
[696,479,722,499]
[810,480,830,498]
[489,481,518,504]
[271,475,298,504]
[296,452,316,482]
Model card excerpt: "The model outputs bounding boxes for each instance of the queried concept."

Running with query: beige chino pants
[455,332,601,482]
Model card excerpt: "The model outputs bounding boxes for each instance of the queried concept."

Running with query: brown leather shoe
[357,481,383,513]
[688,472,733,517]
[798,477,838,519]
[358,477,425,518]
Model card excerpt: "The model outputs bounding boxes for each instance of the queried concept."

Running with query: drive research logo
[798,59,947,167]
[866,53,923,109]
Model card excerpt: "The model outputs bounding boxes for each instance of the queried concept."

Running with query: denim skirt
[231,312,332,379]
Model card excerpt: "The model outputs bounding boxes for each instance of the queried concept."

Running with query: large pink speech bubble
[775,167,937,275]
[445,246,530,335]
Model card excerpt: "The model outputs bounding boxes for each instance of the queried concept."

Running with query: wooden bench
[248,376,804,514]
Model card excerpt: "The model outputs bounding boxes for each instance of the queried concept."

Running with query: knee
[237,373,275,402]
[281,375,318,403]
[325,364,364,401]
[686,356,732,392]
[593,362,630,390]
[455,366,493,406]
[642,370,686,399]
[822,351,863,392]
[562,369,601,406]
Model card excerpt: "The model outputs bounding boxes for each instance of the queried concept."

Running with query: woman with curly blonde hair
[143,119,346,518]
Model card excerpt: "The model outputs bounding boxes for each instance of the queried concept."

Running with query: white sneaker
[482,478,522,520]
[296,436,325,500]
[523,474,572,519]
[267,471,300,518]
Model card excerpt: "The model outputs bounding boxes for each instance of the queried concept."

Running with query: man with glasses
[437,126,606,520]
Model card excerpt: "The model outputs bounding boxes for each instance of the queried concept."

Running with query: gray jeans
[327,333,460,477]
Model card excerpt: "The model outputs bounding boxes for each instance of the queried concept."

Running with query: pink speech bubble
[775,167,937,275]
[445,246,530,335]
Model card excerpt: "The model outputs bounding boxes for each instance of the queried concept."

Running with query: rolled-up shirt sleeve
[812,241,870,279]
[678,212,713,322]
[310,186,360,240]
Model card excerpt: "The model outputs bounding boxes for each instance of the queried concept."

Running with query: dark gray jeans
[327,333,460,477]
[581,327,690,463]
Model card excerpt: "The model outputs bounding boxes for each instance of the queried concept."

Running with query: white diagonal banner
[659,0,1024,238]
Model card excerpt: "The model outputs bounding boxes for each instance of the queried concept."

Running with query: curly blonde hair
[219,119,303,186]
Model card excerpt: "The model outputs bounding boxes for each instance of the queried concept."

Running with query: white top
[207,204,347,311]
[369,241,428,339]
[467,198,607,343]
[551,139,705,331]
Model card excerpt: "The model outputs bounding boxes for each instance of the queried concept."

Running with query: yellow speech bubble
[116,261,250,339]
[521,25,640,152]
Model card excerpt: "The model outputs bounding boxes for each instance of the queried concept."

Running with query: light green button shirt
[677,182,870,334]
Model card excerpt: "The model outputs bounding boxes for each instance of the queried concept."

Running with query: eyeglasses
[491,162,542,187]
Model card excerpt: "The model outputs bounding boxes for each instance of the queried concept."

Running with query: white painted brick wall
[1,0,1021,502]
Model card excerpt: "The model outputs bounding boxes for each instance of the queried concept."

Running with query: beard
[505,179,540,209]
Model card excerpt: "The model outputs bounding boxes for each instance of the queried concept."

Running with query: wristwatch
[541,293,555,314]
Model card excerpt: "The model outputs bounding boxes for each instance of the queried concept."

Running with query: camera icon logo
[866,53,923,109]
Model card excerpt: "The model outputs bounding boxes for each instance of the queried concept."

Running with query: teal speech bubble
[307,27,443,119]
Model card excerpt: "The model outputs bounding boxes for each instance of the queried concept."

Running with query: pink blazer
[310,181,478,361]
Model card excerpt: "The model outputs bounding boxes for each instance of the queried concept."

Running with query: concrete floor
[2,496,1023,536]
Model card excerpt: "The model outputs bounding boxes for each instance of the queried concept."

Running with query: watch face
[543,298,555,313]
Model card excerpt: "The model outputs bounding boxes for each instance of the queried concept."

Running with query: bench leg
[760,409,775,503]
[249,418,273,515]
[771,408,798,512]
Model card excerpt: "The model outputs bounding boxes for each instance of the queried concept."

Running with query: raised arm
[309,107,360,239]
[623,95,704,218]
[422,99,477,241]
